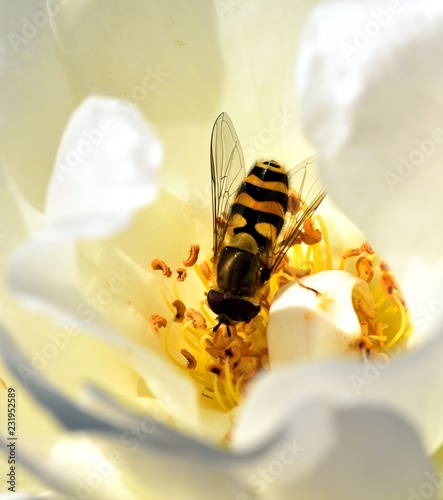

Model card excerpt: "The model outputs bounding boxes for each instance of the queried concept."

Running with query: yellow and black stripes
[228,161,289,251]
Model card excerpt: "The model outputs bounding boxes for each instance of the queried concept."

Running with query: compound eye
[225,297,260,323]
[207,290,225,315]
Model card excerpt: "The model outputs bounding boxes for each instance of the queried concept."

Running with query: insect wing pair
[207,112,326,329]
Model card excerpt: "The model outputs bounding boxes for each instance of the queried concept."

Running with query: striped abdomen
[228,160,289,252]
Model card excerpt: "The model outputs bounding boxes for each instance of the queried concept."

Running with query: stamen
[176,268,187,282]
[313,215,332,270]
[151,209,410,412]
[151,259,172,277]
[172,300,186,322]
[356,256,374,282]
[183,244,200,267]
[181,349,197,369]
[149,314,168,331]
[383,293,408,350]
[343,244,411,359]
[193,262,211,291]
[185,309,207,330]
[301,218,322,245]
[360,242,375,254]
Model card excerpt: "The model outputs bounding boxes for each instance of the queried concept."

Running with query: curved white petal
[1,324,434,500]
[297,1,443,332]
[46,95,161,231]
[268,271,369,366]
[0,327,249,499]
[238,398,433,500]
[6,97,203,434]
[44,1,322,211]
[8,95,161,316]
[292,0,443,457]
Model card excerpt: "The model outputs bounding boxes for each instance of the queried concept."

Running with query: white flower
[1,1,442,499]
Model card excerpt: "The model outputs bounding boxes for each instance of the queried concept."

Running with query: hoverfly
[207,112,326,331]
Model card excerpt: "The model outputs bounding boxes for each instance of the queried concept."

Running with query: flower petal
[6,97,202,433]
[2,322,434,500]
[47,0,223,122]
[245,398,434,500]
[46,95,162,231]
[7,95,161,318]
[0,326,249,499]
[45,1,323,213]
[0,1,81,209]
[296,1,443,328]
[268,271,369,366]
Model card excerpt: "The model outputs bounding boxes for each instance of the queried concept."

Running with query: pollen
[150,221,411,412]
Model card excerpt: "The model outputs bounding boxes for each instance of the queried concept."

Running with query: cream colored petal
[292,0,443,454]
[268,271,369,366]
[0,159,142,417]
[238,398,433,500]
[297,1,443,335]
[48,0,223,122]
[6,97,202,434]
[0,1,81,210]
[47,1,321,211]
[8,95,161,323]
[3,324,435,500]
[0,331,248,499]
[46,95,161,228]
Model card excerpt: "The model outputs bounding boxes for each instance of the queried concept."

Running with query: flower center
[150,215,410,411]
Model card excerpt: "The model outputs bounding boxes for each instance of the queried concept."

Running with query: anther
[181,349,197,369]
[185,308,207,329]
[151,259,172,277]
[356,256,374,282]
[360,242,375,254]
[380,272,397,296]
[172,300,186,322]
[301,218,322,245]
[183,244,200,267]
[176,268,187,282]
[149,314,168,331]
[342,248,362,259]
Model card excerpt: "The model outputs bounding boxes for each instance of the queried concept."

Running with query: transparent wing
[268,155,326,274]
[210,112,246,256]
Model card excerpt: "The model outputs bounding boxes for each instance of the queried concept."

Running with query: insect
[207,112,326,331]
